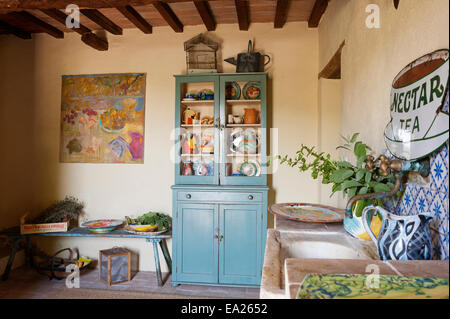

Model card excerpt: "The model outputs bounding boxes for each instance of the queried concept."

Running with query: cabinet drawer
[177,191,262,203]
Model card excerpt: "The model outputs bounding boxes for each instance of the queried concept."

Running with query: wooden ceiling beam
[318,41,345,79]
[117,5,152,34]
[40,8,90,35]
[234,0,249,31]
[274,0,289,29]
[81,32,108,51]
[0,18,32,39]
[8,11,63,38]
[39,9,109,51]
[153,1,183,33]
[308,0,329,28]
[0,1,223,12]
[194,1,216,31]
[80,9,123,35]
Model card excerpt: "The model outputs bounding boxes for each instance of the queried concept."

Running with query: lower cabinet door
[176,203,219,284]
[219,204,262,285]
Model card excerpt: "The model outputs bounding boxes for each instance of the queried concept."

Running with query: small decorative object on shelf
[184,33,219,74]
[99,247,131,286]
[183,108,198,124]
[197,89,214,100]
[243,108,258,124]
[243,81,261,100]
[225,82,241,100]
[224,40,271,73]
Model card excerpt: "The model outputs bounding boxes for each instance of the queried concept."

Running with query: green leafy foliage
[128,212,172,231]
[277,134,395,211]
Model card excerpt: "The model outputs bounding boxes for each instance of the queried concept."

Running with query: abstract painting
[59,73,146,163]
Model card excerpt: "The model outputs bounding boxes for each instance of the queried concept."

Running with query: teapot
[224,40,270,73]
[362,206,433,260]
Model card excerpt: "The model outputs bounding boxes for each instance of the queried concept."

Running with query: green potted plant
[278,133,396,239]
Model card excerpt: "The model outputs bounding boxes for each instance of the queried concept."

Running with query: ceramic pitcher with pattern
[362,206,433,260]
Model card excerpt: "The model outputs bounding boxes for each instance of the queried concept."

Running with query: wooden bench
[0,227,172,287]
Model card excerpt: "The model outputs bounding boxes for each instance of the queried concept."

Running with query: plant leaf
[350,133,360,143]
[330,169,354,183]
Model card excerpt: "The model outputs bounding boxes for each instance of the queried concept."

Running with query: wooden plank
[116,5,152,33]
[194,1,216,31]
[40,9,91,35]
[308,0,328,28]
[318,41,345,79]
[274,0,289,28]
[81,32,108,50]
[9,11,63,38]
[0,18,32,39]
[234,0,249,31]
[153,1,183,32]
[80,9,123,35]
[0,1,224,12]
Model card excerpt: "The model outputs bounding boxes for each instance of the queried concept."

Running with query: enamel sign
[384,49,449,160]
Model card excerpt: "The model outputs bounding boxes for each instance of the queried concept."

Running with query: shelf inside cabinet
[226,124,261,127]
[181,100,214,107]
[180,124,214,128]
[226,100,261,104]
[226,154,261,157]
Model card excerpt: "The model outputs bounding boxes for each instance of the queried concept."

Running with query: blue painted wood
[172,73,268,287]
[175,203,219,284]
[219,204,262,285]
[171,186,268,287]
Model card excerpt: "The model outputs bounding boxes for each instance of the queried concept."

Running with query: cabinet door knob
[214,234,219,239]
[186,194,191,199]
[248,195,254,200]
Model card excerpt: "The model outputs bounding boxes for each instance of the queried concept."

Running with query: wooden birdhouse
[184,34,219,74]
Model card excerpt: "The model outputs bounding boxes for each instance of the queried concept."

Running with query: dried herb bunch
[33,196,84,223]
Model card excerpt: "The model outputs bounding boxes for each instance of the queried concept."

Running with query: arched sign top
[384,49,449,161]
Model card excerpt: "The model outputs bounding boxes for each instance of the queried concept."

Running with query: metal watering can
[362,206,433,260]
[224,40,270,73]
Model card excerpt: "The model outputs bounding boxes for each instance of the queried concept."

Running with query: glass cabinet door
[219,74,267,186]
[175,75,220,185]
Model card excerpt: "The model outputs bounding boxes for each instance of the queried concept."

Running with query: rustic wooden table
[0,227,172,287]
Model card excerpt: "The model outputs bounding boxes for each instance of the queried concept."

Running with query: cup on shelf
[228,114,234,124]
[233,116,243,124]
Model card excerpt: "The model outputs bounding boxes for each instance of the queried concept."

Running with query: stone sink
[260,216,377,299]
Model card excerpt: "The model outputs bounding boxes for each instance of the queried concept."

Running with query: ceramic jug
[362,206,433,260]
[244,108,258,124]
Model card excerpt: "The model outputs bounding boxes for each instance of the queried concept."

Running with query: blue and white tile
[430,143,449,193]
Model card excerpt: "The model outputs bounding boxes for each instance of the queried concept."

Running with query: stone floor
[0,267,259,299]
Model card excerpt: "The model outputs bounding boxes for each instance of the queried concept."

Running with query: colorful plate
[239,160,261,177]
[269,203,344,223]
[82,219,123,233]
[225,82,241,100]
[243,81,261,100]
[124,225,168,236]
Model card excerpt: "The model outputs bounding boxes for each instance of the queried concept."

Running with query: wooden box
[99,247,131,286]
[20,213,71,235]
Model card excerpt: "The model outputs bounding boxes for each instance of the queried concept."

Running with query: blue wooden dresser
[172,73,268,287]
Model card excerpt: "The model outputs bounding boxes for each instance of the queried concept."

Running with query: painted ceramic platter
[243,81,261,100]
[269,203,344,223]
[82,219,123,233]
[123,225,168,236]
[230,128,259,154]
[225,82,241,100]
[239,160,261,177]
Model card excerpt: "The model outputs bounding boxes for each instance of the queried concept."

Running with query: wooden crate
[99,247,131,286]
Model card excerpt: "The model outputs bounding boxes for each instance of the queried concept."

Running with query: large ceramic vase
[362,206,433,260]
